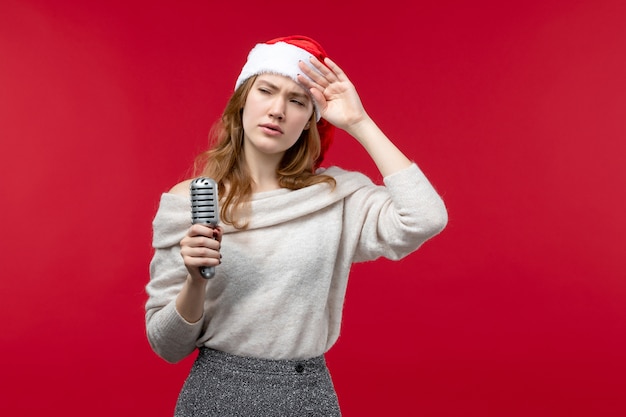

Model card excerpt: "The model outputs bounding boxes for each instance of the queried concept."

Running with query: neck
[243,150,283,193]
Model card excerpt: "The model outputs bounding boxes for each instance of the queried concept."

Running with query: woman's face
[241,73,314,162]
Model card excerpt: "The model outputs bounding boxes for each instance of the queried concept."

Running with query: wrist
[346,116,377,144]
[186,273,208,288]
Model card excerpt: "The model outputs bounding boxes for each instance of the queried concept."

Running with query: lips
[259,123,283,134]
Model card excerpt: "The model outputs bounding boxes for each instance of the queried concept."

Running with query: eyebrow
[256,79,311,102]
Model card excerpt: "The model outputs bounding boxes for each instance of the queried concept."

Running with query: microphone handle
[200,263,215,279]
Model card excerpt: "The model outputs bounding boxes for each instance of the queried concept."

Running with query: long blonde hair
[194,75,336,229]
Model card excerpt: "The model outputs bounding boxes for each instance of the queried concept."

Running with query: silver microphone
[190,177,219,279]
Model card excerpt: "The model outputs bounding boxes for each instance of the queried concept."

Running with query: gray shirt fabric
[146,164,447,363]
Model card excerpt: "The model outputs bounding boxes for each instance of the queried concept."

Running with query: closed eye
[290,93,311,107]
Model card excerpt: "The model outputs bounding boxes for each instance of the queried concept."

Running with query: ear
[304,121,311,130]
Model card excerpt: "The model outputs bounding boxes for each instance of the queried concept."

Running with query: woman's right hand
[180,224,222,281]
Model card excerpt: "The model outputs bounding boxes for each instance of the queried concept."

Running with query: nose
[269,97,286,120]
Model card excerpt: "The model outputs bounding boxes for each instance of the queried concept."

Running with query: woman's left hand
[300,56,413,177]
[298,57,370,133]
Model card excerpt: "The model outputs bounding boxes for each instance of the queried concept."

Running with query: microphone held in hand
[190,177,219,279]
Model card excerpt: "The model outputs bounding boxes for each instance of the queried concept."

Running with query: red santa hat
[235,35,335,168]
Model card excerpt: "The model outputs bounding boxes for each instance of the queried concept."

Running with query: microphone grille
[190,177,219,225]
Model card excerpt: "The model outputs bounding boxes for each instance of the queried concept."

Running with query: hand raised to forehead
[298,57,368,131]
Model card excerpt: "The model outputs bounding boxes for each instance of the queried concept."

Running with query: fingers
[312,56,344,82]
[320,57,345,79]
[302,56,345,83]
[187,223,216,237]
[297,61,324,91]
[180,224,222,270]
[298,59,330,89]
[297,58,336,109]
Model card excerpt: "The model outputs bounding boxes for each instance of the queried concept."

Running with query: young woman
[146,35,448,416]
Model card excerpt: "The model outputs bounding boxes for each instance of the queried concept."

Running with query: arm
[175,223,222,322]
[299,57,447,261]
[345,117,412,177]
[169,180,222,323]
[145,185,222,363]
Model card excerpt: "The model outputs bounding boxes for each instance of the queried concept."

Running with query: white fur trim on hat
[235,42,321,121]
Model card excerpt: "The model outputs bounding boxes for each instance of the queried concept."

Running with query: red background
[1,0,625,416]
